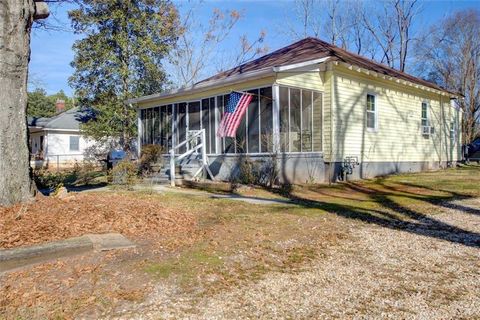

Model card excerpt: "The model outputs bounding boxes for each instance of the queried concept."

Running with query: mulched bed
[0,192,198,249]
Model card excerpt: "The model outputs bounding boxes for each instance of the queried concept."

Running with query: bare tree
[168,5,268,88]
[394,0,419,71]
[285,0,322,40]
[0,0,49,206]
[416,9,480,144]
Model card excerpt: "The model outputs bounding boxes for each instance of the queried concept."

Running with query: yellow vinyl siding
[137,77,275,109]
[323,69,333,161]
[331,65,459,163]
[275,71,325,91]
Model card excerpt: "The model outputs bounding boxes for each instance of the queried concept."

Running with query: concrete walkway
[54,182,296,206]
[0,233,135,273]
[209,194,295,205]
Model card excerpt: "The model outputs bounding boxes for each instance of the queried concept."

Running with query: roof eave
[127,67,276,105]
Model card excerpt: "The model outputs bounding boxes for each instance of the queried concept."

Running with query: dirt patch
[0,192,198,249]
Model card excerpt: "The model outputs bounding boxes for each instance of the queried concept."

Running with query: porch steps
[143,155,204,185]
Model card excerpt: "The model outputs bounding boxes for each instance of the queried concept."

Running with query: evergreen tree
[69,0,180,151]
[27,88,74,118]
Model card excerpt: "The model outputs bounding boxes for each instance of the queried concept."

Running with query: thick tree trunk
[0,0,36,206]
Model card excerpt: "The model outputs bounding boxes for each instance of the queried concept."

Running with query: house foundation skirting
[205,154,453,184]
[325,160,454,182]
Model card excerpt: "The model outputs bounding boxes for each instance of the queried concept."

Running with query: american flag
[217,92,253,137]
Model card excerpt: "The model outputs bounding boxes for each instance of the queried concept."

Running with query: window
[450,121,456,142]
[69,136,80,151]
[421,102,429,127]
[366,94,377,131]
[279,86,323,152]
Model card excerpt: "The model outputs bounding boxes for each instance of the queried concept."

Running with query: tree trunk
[0,0,36,206]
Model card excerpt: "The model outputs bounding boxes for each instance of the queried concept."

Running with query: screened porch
[138,85,323,156]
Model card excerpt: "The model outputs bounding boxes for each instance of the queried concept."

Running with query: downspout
[329,64,334,184]
[439,95,443,166]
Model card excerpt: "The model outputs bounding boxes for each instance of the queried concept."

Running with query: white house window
[450,120,456,142]
[366,94,377,131]
[279,86,323,152]
[421,102,429,127]
[69,136,80,151]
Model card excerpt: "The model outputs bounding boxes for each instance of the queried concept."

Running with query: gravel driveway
[111,198,480,319]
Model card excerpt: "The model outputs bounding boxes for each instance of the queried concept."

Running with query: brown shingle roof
[198,37,456,95]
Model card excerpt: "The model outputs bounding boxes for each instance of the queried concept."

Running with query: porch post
[137,108,142,159]
[272,84,281,153]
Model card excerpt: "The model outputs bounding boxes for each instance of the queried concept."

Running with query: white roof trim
[272,57,330,72]
[127,67,274,105]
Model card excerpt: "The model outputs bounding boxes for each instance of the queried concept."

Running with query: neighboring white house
[28,100,96,169]
[129,38,462,184]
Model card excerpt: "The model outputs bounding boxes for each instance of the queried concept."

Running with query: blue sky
[29,0,480,96]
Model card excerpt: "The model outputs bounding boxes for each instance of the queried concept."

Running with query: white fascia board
[127,67,275,106]
[272,57,331,72]
[44,128,82,133]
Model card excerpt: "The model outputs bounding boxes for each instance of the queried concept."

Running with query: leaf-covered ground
[1,164,479,319]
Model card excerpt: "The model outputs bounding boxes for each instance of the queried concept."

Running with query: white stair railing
[168,129,214,186]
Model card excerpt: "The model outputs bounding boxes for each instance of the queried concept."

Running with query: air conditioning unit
[422,125,431,136]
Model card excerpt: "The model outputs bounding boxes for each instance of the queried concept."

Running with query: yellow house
[128,38,462,183]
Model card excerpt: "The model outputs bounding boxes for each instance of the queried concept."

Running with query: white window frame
[366,93,378,132]
[421,101,429,127]
[69,135,80,152]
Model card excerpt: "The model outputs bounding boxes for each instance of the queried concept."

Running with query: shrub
[76,160,100,185]
[33,170,70,190]
[108,160,137,188]
[139,144,164,173]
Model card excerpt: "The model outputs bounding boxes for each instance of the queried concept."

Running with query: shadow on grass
[271,179,480,249]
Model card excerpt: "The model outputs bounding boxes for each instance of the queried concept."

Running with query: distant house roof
[199,37,455,95]
[28,107,94,131]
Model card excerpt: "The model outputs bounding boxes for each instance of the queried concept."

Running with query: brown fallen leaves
[0,192,198,249]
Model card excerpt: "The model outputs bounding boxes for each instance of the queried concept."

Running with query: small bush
[76,161,100,185]
[33,170,72,190]
[108,160,137,188]
[139,144,164,173]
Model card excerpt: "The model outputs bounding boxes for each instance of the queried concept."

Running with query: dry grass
[1,164,480,319]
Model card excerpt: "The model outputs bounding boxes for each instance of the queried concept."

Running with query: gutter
[126,67,275,105]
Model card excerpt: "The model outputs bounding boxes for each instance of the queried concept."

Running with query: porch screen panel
[279,87,289,152]
[222,94,235,153]
[153,107,160,145]
[247,89,260,153]
[188,101,201,130]
[260,87,273,153]
[159,105,166,147]
[201,99,211,154]
[313,92,322,151]
[235,95,247,153]
[146,108,153,144]
[290,88,301,152]
[165,105,173,149]
[177,103,187,154]
[302,90,313,152]
[140,109,146,146]
[209,97,216,154]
